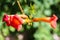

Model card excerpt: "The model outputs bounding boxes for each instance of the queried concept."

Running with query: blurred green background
[0,0,60,40]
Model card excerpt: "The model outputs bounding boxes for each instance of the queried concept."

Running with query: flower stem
[17,0,24,14]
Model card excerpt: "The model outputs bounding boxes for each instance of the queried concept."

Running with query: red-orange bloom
[3,14,24,31]
[3,14,10,26]
[33,14,58,29]
[3,14,58,30]
[50,14,58,29]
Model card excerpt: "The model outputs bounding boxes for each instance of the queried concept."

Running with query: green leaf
[9,26,15,32]
[2,26,9,36]
[44,9,51,16]
[33,22,39,28]
[26,25,31,30]
[0,34,4,40]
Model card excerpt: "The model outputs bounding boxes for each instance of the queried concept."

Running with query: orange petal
[50,14,58,29]
[17,25,22,31]
[50,21,57,29]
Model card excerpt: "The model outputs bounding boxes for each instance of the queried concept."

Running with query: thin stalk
[17,0,24,14]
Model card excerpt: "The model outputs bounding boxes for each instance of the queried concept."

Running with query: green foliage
[0,34,4,40]
[9,26,15,32]
[0,0,60,40]
[34,22,53,40]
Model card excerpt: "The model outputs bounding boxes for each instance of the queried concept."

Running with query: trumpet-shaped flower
[3,14,58,31]
[33,14,58,28]
[3,14,24,31]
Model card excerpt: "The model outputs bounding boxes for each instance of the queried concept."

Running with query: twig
[17,0,24,14]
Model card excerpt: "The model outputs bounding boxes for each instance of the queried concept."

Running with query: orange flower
[3,14,10,26]
[3,14,24,31]
[33,14,58,28]
[50,14,58,28]
[10,15,24,31]
[3,14,58,31]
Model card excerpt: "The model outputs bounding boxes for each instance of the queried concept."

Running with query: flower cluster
[3,14,58,31]
[3,14,24,31]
